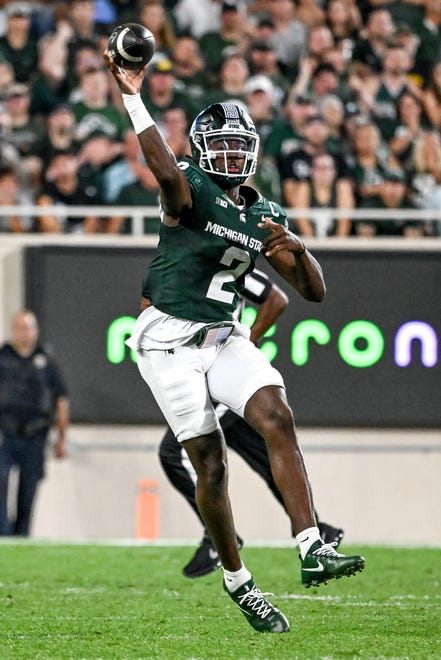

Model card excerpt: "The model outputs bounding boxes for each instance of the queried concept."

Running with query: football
[107,23,156,71]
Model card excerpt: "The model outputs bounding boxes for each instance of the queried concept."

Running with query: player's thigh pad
[136,347,219,442]
[207,335,284,417]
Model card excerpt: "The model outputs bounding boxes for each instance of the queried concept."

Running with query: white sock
[223,564,252,592]
[296,526,322,559]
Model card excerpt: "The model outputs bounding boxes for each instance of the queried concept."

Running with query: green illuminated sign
[338,320,385,367]
[291,320,331,365]
[107,316,137,364]
[106,315,436,368]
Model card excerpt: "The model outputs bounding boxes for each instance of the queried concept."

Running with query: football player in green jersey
[104,51,365,634]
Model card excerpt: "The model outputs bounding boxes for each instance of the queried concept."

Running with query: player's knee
[199,455,228,493]
[259,405,294,440]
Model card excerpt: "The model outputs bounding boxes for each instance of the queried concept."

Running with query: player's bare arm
[103,52,192,224]
[258,218,326,302]
[249,283,288,344]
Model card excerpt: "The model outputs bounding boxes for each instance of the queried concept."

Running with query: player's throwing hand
[258,217,306,257]
[103,51,147,95]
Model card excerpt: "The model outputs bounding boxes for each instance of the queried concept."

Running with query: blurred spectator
[295,0,325,29]
[138,0,177,58]
[173,0,223,39]
[31,104,77,171]
[265,0,306,77]
[291,152,353,237]
[290,25,336,99]
[412,0,441,85]
[264,93,316,164]
[72,67,130,145]
[363,45,422,142]
[392,22,423,87]
[108,127,161,234]
[77,130,125,205]
[0,2,37,84]
[351,9,395,73]
[345,59,379,113]
[198,1,252,79]
[66,44,103,103]
[252,15,277,43]
[140,56,200,122]
[210,53,250,104]
[310,62,342,100]
[306,24,335,67]
[249,144,282,203]
[357,167,422,238]
[159,105,191,158]
[408,130,441,233]
[325,0,361,48]
[29,27,71,117]
[323,41,353,76]
[317,93,347,152]
[0,107,20,171]
[0,165,33,233]
[246,38,290,106]
[349,119,414,235]
[29,1,59,40]
[242,76,283,202]
[421,60,441,130]
[244,74,277,146]
[389,91,430,174]
[110,163,161,235]
[64,0,101,74]
[171,36,211,107]
[374,0,424,28]
[37,150,102,233]
[281,114,349,206]
[1,82,45,189]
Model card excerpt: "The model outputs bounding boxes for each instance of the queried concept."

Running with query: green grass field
[1,543,440,659]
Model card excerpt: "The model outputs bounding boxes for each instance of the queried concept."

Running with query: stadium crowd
[0,0,440,236]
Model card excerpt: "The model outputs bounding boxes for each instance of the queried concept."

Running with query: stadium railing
[0,205,441,236]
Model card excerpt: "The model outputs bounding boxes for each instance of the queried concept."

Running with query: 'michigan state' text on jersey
[143,159,287,323]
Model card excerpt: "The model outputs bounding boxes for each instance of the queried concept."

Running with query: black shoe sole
[303,560,365,588]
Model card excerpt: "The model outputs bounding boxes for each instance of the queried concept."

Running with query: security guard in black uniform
[0,310,69,536]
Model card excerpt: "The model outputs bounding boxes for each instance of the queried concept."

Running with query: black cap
[312,62,338,78]
[257,15,275,29]
[249,39,274,52]
[49,103,73,116]
[295,94,314,105]
[222,1,238,12]
[149,58,174,75]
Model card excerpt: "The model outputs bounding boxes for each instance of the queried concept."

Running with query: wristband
[122,93,155,134]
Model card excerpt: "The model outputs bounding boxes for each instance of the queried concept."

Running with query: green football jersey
[143,159,287,323]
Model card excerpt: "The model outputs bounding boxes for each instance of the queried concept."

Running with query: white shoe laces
[237,586,273,619]
[312,542,344,558]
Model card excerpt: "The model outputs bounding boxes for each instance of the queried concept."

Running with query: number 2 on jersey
[206,247,251,303]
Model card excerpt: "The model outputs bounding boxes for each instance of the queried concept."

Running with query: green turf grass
[0,543,440,659]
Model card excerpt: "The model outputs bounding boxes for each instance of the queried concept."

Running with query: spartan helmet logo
[189,103,260,189]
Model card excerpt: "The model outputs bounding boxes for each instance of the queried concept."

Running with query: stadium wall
[1,235,440,545]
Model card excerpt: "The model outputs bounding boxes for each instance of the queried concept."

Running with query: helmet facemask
[190,103,260,188]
